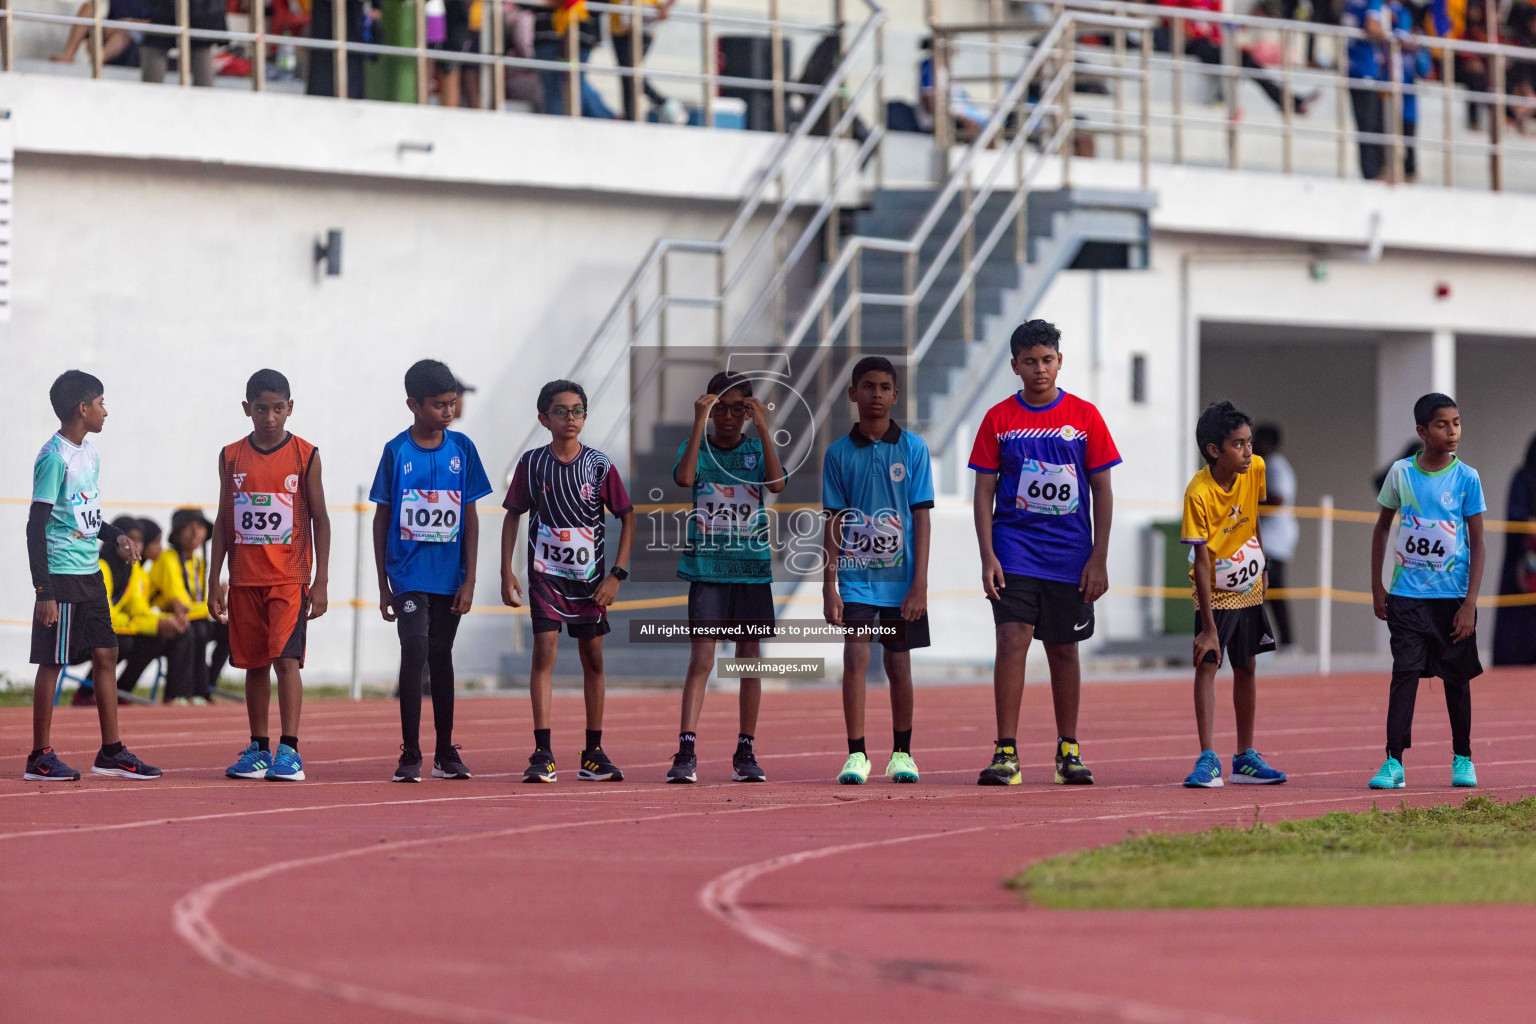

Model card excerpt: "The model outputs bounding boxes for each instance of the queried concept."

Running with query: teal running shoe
[264,744,305,781]
[1231,748,1287,785]
[1182,750,1223,788]
[1452,755,1477,787]
[1368,756,1405,789]
[885,751,919,783]
[838,752,871,785]
[226,743,273,780]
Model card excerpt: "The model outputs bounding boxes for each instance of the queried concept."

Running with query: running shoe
[838,751,871,785]
[731,747,767,783]
[578,747,624,782]
[23,747,80,782]
[1231,748,1287,785]
[264,744,304,781]
[226,742,273,780]
[1368,756,1405,789]
[523,749,557,783]
[433,745,472,780]
[1182,750,1223,788]
[1452,755,1478,788]
[667,750,698,784]
[1054,739,1094,785]
[885,751,919,783]
[92,746,162,780]
[392,745,422,783]
[977,744,1021,786]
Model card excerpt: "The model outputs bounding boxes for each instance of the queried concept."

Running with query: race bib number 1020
[399,489,462,543]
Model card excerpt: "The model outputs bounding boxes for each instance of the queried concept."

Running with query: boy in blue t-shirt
[371,360,493,783]
[822,357,934,785]
[667,371,786,784]
[1368,393,1486,790]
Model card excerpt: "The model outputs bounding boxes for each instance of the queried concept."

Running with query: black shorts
[988,573,1094,643]
[395,591,463,645]
[31,573,118,666]
[431,0,478,57]
[532,616,610,639]
[687,581,776,630]
[1386,595,1482,681]
[1199,603,1277,667]
[842,603,931,652]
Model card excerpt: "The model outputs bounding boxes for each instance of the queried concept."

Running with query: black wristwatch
[610,565,630,581]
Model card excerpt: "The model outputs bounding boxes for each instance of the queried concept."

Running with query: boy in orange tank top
[209,369,332,782]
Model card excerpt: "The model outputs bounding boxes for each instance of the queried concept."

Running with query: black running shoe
[578,747,624,781]
[432,745,472,780]
[91,747,162,780]
[392,745,422,783]
[1053,739,1094,785]
[731,747,767,783]
[23,747,80,782]
[523,749,557,783]
[667,750,698,784]
[976,744,1021,786]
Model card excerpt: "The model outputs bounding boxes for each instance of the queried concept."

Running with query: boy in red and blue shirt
[969,320,1120,786]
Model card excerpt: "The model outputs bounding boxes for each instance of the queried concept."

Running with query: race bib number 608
[1014,459,1079,516]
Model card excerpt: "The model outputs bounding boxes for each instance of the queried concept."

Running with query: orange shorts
[228,584,308,670]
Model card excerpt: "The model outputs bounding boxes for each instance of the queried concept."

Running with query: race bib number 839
[233,492,293,545]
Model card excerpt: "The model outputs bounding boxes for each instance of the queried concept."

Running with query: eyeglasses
[713,402,749,417]
[548,407,587,420]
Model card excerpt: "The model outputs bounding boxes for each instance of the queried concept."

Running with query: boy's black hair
[1254,423,1282,448]
[1196,401,1253,466]
[137,518,162,546]
[1009,319,1061,357]
[49,370,104,421]
[246,368,291,403]
[849,355,898,389]
[1414,392,1457,427]
[404,359,460,402]
[707,371,753,399]
[537,379,587,415]
[110,514,141,536]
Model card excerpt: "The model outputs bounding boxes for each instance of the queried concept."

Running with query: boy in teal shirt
[1369,393,1486,790]
[667,371,786,783]
[24,371,161,782]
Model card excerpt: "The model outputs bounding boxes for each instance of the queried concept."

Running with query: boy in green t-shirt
[24,371,161,782]
[666,371,786,783]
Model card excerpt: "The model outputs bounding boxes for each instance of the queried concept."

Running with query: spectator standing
[1342,0,1391,179]
[1493,434,1536,665]
[141,0,226,86]
[49,0,151,68]
[609,0,677,121]
[1253,425,1298,650]
[306,0,372,99]
[433,0,483,107]
[1390,0,1430,181]
[1156,0,1319,115]
[526,0,614,117]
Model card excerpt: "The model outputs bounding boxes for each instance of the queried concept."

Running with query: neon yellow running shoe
[977,744,1021,786]
[885,751,919,783]
[838,751,871,784]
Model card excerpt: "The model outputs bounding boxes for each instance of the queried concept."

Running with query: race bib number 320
[1014,460,1079,516]
[1396,515,1458,573]
[399,489,462,543]
[534,523,598,581]
[233,492,293,545]
[1214,536,1266,593]
[70,490,103,540]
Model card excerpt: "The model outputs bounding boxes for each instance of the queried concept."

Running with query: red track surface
[5,669,1536,1023]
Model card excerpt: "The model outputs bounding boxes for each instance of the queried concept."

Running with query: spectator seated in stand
[149,507,219,704]
[49,0,152,69]
[141,0,227,86]
[1155,0,1320,114]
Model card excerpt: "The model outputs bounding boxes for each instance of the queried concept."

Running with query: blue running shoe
[226,742,273,780]
[1231,748,1287,785]
[1452,755,1477,787]
[23,747,80,782]
[1369,756,1405,789]
[264,744,305,781]
[1183,750,1223,788]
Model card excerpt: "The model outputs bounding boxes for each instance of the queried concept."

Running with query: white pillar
[1376,329,1457,465]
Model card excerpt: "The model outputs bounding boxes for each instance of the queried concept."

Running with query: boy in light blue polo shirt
[1368,393,1486,790]
[371,360,493,783]
[821,356,934,785]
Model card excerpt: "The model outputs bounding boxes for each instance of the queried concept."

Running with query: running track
[4,670,1535,1023]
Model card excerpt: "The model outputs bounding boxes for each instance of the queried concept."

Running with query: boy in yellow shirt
[99,516,191,701]
[1180,402,1287,788]
[149,507,215,702]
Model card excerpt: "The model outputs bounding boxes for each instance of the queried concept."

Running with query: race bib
[233,492,293,545]
[399,489,462,543]
[840,510,905,570]
[70,490,103,540]
[695,482,763,539]
[1214,536,1266,593]
[1396,515,1458,573]
[533,523,598,581]
[1014,460,1080,516]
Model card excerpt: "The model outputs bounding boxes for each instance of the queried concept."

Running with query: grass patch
[1011,796,1536,909]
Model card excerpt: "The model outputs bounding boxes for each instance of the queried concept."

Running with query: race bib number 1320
[533,523,598,581]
